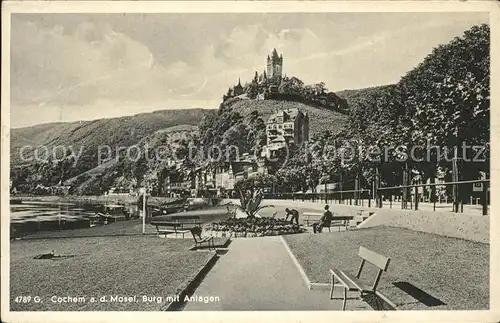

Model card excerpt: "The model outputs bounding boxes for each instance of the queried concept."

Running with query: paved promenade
[264,199,487,216]
[224,198,487,216]
[184,236,369,311]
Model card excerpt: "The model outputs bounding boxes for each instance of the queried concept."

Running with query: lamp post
[141,188,147,234]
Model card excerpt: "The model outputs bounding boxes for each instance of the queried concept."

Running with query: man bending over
[284,208,299,225]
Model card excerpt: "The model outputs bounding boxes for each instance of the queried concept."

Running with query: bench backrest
[151,221,182,227]
[356,246,391,291]
[358,246,390,271]
[170,215,200,221]
[333,216,353,221]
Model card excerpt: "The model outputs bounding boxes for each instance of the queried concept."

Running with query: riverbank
[10,195,182,207]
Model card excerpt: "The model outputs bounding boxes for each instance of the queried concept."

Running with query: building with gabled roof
[264,108,309,152]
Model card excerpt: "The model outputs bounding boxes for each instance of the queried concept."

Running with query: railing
[264,179,490,215]
[377,179,490,215]
[265,189,372,207]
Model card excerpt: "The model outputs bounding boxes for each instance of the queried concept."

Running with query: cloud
[11,20,159,106]
[10,13,488,128]
[10,20,329,126]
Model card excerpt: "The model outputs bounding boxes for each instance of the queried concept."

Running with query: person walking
[313,205,333,233]
[284,208,299,225]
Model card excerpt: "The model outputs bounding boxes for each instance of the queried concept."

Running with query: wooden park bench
[303,213,353,232]
[190,226,215,250]
[150,218,202,238]
[330,246,391,310]
[303,212,322,226]
[328,216,354,232]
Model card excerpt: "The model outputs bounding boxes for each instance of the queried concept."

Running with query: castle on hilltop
[224,48,284,101]
[222,47,344,108]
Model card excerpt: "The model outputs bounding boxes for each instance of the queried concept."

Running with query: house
[262,108,309,157]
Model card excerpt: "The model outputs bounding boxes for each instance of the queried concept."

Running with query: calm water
[10,200,233,236]
[10,202,140,234]
[11,202,137,222]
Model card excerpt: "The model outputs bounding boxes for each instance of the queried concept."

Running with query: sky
[10,12,488,128]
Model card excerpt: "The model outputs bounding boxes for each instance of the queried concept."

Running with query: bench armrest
[330,269,355,290]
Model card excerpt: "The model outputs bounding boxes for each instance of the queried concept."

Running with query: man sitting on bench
[313,205,333,233]
[284,208,299,225]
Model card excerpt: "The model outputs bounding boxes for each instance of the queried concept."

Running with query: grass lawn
[283,226,489,310]
[10,235,217,311]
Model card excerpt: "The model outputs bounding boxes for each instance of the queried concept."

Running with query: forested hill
[10,108,210,166]
[335,85,395,108]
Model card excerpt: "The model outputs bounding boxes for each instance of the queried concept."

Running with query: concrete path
[184,236,369,311]
[224,198,487,216]
[264,199,488,216]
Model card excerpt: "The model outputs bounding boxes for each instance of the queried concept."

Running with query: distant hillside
[63,123,198,192]
[224,98,348,137]
[10,109,210,166]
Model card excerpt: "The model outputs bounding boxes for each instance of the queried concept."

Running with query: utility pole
[354,174,359,206]
[452,125,460,213]
[482,180,488,216]
[402,163,408,210]
[339,172,343,204]
[375,167,381,208]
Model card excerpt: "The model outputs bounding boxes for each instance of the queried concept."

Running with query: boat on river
[89,204,129,226]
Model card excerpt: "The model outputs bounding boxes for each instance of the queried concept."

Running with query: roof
[271,135,286,143]
[234,78,243,90]
[267,108,302,124]
[230,160,256,174]
[268,48,282,62]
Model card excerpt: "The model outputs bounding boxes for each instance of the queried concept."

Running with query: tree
[405,24,490,181]
[313,82,327,95]
[234,174,276,217]
[278,76,305,96]
[246,81,260,99]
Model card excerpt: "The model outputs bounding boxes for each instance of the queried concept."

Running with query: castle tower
[233,78,244,96]
[266,48,283,83]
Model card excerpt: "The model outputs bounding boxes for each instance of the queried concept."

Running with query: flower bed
[208,217,305,238]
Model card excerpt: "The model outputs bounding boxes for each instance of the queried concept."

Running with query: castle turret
[266,48,283,85]
[233,78,244,96]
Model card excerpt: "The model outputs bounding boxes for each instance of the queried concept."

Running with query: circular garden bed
[207,217,306,238]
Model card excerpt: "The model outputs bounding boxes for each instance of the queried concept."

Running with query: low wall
[358,209,489,244]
